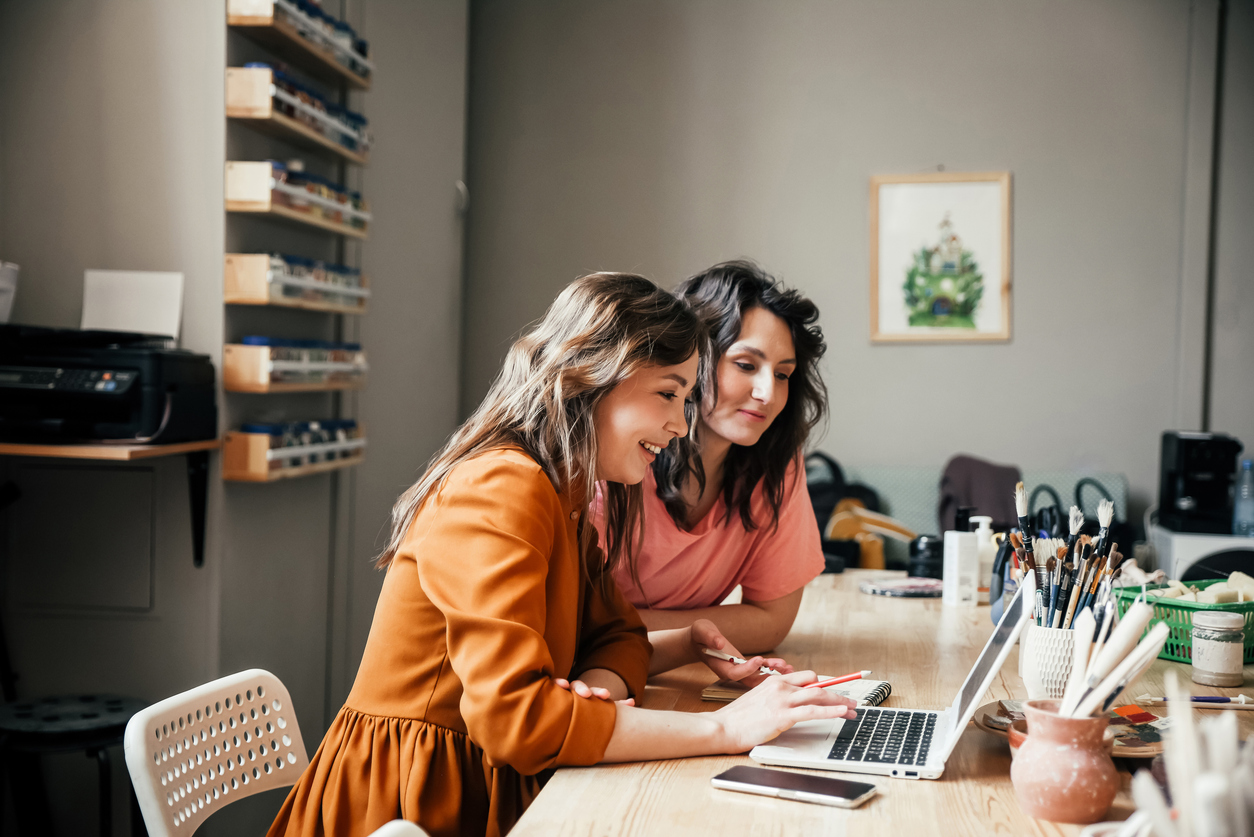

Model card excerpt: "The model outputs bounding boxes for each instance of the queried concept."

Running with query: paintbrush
[1033,551,1052,627]
[1163,670,1201,831]
[1077,543,1117,619]
[1021,553,1035,623]
[1013,481,1035,557]
[1065,506,1084,560]
[1023,554,1045,625]
[1051,560,1076,628]
[1099,547,1123,609]
[1059,608,1097,716]
[1072,621,1171,717]
[1093,499,1115,558]
[1086,600,1153,689]
[1090,599,1116,661]
[1131,770,1178,837]
[1064,542,1094,628]
[1008,532,1024,581]
[1091,547,1126,617]
[1061,540,1091,629]
[1045,556,1060,628]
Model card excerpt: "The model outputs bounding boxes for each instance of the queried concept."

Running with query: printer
[0,324,217,443]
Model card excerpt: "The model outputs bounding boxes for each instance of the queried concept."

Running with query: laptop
[750,584,1031,780]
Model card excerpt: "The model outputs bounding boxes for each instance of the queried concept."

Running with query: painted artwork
[870,172,1011,342]
[904,214,983,328]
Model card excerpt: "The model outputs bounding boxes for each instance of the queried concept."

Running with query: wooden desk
[514,570,1253,835]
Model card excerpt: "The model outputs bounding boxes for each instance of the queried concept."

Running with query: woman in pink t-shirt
[598,260,828,656]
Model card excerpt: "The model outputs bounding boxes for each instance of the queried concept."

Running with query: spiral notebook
[701,677,893,706]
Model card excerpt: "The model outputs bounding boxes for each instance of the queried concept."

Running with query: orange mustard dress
[267,448,652,837]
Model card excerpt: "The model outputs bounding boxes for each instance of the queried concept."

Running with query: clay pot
[1010,700,1119,824]
[1008,719,1027,759]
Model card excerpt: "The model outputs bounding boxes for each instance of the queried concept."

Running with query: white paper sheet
[81,270,184,340]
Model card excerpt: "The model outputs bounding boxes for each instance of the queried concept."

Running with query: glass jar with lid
[1192,611,1246,687]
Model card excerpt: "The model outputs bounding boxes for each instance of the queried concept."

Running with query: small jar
[1192,611,1246,687]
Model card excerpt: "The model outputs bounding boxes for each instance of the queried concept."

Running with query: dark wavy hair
[652,260,827,532]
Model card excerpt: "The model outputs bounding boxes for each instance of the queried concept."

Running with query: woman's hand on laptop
[712,671,857,754]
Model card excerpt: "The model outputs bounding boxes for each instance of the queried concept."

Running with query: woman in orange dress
[268,273,853,837]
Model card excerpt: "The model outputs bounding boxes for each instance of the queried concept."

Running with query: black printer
[0,324,217,443]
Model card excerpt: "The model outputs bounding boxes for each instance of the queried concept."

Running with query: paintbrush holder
[1020,624,1075,700]
[1011,700,1118,824]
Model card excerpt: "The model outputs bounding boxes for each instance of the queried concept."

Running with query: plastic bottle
[971,516,996,605]
[1235,459,1254,537]
[943,529,978,607]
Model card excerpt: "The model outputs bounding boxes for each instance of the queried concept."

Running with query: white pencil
[701,647,783,676]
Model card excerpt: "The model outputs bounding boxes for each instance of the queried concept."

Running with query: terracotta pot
[1008,719,1027,759]
[1010,699,1119,824]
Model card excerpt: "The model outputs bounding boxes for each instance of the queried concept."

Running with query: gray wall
[0,2,226,833]
[462,0,1240,521]
[1211,0,1254,454]
[0,1,466,833]
[340,0,469,716]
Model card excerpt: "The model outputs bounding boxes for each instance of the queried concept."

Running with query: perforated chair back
[123,669,310,837]
[368,821,430,837]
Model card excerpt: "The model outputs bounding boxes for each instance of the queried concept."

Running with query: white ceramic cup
[1020,623,1076,700]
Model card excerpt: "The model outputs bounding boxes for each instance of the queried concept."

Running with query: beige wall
[1210,0,1254,457]
[462,0,1233,522]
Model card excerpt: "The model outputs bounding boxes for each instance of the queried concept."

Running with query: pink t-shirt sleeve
[735,460,826,603]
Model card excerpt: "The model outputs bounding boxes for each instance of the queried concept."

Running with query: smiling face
[594,352,699,484]
[702,306,796,449]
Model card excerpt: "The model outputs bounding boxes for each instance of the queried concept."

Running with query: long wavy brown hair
[653,260,827,532]
[377,272,707,575]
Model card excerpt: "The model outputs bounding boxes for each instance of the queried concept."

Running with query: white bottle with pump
[970,516,996,605]
[943,527,978,608]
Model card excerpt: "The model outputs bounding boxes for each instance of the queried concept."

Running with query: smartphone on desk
[711,765,878,808]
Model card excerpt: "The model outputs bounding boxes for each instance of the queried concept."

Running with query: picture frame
[869,171,1011,343]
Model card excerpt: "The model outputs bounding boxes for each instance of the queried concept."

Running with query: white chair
[368,821,430,837]
[123,669,309,837]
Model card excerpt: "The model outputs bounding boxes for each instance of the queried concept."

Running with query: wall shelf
[227,0,371,90]
[0,438,221,566]
[223,343,367,393]
[226,162,369,239]
[226,68,368,165]
[225,254,369,315]
[223,430,365,482]
[0,439,220,461]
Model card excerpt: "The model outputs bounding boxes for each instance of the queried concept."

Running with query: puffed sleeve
[411,455,619,775]
[737,458,826,602]
[574,549,651,698]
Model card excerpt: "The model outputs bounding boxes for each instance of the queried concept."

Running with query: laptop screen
[947,584,1029,732]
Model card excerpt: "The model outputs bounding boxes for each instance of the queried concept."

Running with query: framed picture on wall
[870,171,1011,343]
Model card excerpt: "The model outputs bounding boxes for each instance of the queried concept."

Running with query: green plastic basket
[1114,579,1254,664]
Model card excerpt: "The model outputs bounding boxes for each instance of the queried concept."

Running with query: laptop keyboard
[827,708,937,766]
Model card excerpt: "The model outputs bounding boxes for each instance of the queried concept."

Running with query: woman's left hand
[690,618,793,687]
[555,669,634,705]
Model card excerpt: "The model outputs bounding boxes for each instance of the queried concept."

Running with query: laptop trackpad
[754,718,840,758]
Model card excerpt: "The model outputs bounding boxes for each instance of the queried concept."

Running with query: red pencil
[803,670,872,689]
